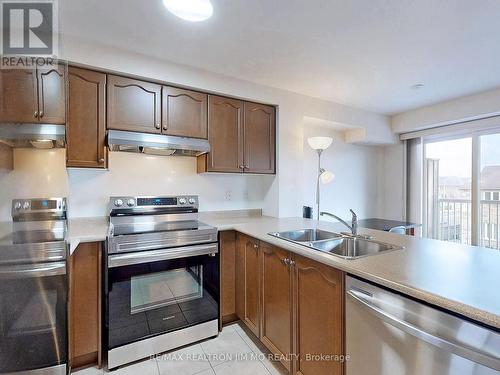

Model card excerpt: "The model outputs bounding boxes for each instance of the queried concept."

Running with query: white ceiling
[60,0,500,115]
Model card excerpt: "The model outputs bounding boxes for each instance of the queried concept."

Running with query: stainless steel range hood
[0,123,66,148]
[107,130,210,157]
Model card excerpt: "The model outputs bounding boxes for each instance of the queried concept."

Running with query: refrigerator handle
[347,289,500,371]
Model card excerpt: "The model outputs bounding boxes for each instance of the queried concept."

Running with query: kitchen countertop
[67,214,500,329]
[67,216,109,253]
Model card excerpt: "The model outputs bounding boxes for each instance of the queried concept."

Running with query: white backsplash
[0,148,275,221]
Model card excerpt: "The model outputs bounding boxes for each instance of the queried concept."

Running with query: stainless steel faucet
[320,209,358,236]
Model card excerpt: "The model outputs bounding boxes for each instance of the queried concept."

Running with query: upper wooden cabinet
[235,233,261,337]
[198,97,275,174]
[244,102,275,174]
[37,66,66,124]
[107,75,161,134]
[293,254,344,375]
[0,69,38,123]
[162,86,207,138]
[261,243,293,372]
[0,67,65,124]
[67,67,107,168]
[204,95,244,172]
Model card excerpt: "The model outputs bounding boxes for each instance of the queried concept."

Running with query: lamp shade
[319,170,334,184]
[307,136,333,150]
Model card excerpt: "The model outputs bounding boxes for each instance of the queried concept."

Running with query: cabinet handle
[39,110,44,118]
[282,258,290,266]
[162,125,167,130]
[99,158,105,163]
[33,111,39,118]
[290,259,296,267]
[155,123,161,129]
[244,165,249,169]
[253,243,258,249]
[239,165,245,169]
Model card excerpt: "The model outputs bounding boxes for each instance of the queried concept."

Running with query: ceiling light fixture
[411,83,424,90]
[163,0,213,22]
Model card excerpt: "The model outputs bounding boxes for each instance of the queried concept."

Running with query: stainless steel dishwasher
[346,276,500,375]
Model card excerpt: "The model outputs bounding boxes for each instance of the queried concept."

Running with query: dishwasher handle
[347,289,500,371]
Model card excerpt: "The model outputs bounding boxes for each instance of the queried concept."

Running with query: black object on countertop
[303,206,313,219]
[357,218,421,231]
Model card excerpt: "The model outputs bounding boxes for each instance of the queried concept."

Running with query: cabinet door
[220,231,237,324]
[107,75,161,133]
[69,242,102,368]
[293,255,344,375]
[162,86,207,138]
[243,102,275,174]
[261,243,292,371]
[67,67,107,168]
[206,95,243,172]
[235,233,260,337]
[37,65,66,124]
[0,69,38,122]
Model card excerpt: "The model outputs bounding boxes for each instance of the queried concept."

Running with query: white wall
[62,38,393,217]
[0,149,69,220]
[68,152,274,218]
[301,125,385,221]
[381,143,406,220]
[0,149,273,220]
[0,38,393,220]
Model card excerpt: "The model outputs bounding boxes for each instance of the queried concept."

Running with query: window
[415,130,500,250]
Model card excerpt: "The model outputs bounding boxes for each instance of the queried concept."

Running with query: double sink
[268,229,403,259]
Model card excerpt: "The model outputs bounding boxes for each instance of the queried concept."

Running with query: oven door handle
[0,261,66,278]
[108,243,218,267]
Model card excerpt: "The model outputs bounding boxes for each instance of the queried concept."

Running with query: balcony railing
[438,198,500,249]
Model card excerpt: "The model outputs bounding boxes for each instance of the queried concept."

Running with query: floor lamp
[307,136,334,220]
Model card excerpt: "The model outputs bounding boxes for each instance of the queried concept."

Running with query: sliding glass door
[424,137,472,244]
[421,131,500,249]
[479,133,500,249]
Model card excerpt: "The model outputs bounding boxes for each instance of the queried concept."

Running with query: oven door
[0,261,68,374]
[106,243,219,350]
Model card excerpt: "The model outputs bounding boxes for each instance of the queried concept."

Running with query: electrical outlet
[225,190,232,201]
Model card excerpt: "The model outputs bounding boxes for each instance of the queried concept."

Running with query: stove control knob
[23,201,30,210]
[179,198,187,205]
[188,197,196,204]
[114,199,123,207]
[127,199,135,207]
[14,202,22,210]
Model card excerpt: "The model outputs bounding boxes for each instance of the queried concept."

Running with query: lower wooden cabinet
[235,233,261,337]
[293,254,344,375]
[231,233,345,375]
[220,231,237,324]
[260,243,293,371]
[69,242,102,369]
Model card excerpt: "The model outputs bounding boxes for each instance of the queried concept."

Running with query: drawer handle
[33,111,39,118]
[155,123,161,129]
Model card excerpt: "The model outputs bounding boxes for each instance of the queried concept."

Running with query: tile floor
[74,322,288,375]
